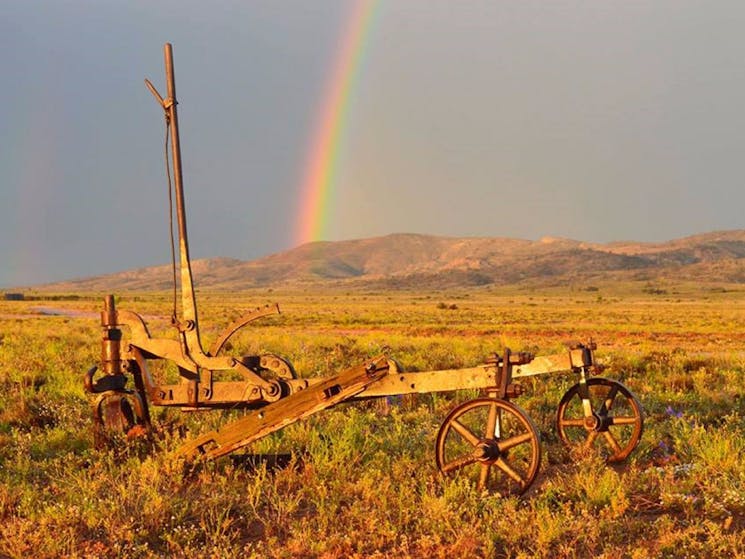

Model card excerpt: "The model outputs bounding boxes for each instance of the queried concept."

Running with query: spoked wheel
[556,378,643,462]
[435,398,541,496]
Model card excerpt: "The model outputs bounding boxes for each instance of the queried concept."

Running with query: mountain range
[32,230,745,292]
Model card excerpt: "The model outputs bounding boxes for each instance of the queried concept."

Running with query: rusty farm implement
[84,44,644,497]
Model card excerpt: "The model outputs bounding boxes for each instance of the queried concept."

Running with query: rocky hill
[34,230,745,291]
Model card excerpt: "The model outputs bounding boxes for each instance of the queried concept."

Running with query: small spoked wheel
[556,378,643,462]
[435,398,541,496]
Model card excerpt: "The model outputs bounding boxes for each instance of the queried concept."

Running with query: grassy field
[1,281,744,558]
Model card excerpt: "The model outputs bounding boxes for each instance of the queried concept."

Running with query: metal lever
[144,79,165,107]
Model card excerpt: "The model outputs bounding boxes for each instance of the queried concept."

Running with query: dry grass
[1,281,744,557]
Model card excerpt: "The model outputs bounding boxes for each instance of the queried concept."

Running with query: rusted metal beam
[177,357,390,459]
[208,304,281,357]
[512,347,595,378]
[352,366,497,397]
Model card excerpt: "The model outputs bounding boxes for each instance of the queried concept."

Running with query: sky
[2,1,744,288]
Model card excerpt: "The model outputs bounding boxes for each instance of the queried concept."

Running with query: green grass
[1,285,744,557]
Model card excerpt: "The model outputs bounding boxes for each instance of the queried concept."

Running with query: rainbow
[294,0,380,246]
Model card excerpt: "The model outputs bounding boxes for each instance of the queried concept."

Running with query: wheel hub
[597,414,613,431]
[473,439,501,462]
[584,414,601,430]
[583,412,613,432]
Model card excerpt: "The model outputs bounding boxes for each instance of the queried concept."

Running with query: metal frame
[85,44,643,495]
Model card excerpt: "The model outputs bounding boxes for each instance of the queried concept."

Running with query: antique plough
[85,44,643,496]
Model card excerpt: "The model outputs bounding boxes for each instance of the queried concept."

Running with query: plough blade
[177,356,390,459]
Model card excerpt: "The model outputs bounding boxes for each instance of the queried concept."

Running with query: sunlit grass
[1,284,744,557]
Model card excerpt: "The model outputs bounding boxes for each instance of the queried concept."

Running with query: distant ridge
[31,230,745,291]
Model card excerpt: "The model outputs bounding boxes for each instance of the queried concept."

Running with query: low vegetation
[1,281,744,557]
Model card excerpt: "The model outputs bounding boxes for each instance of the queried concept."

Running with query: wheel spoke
[442,454,479,474]
[583,430,599,450]
[450,419,480,447]
[485,401,498,439]
[559,418,585,427]
[602,430,623,455]
[611,415,638,425]
[599,384,619,414]
[478,463,490,489]
[497,432,532,452]
[495,458,525,486]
